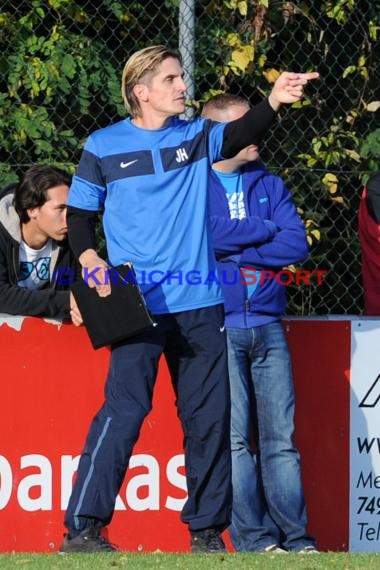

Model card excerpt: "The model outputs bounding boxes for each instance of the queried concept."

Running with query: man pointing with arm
[60,44,318,553]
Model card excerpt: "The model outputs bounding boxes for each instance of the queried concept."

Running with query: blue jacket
[208,161,308,327]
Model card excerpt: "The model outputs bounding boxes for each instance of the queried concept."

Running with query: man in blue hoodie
[202,94,318,554]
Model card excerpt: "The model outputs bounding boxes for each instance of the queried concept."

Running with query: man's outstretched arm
[221,71,319,158]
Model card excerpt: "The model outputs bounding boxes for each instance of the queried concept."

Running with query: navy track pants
[64,304,232,535]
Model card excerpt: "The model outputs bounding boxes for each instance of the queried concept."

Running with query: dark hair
[14,165,72,223]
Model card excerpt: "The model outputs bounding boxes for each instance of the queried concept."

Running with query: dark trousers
[64,304,232,535]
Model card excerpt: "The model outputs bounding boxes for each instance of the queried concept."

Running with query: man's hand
[268,71,320,110]
[69,292,83,326]
[79,248,111,297]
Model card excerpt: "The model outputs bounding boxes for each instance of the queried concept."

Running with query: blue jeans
[227,321,316,552]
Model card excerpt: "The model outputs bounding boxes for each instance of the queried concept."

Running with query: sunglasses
[19,257,51,281]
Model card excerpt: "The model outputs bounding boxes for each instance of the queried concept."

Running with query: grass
[1,552,380,570]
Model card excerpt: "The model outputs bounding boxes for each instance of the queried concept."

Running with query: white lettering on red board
[0,453,187,512]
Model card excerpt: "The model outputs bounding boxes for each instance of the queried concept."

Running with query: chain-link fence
[1,1,379,315]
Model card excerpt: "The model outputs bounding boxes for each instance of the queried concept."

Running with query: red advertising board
[0,317,350,552]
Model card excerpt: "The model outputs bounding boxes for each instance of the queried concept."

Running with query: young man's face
[141,57,187,118]
[28,184,69,242]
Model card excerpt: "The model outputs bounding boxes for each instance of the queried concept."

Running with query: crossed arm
[211,183,309,269]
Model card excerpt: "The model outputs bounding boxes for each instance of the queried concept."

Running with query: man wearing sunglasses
[0,164,82,324]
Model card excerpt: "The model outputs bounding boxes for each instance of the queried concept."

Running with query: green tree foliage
[194,0,380,314]
[0,0,177,181]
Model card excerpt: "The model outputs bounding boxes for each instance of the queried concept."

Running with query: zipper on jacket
[12,246,19,281]
[244,298,250,327]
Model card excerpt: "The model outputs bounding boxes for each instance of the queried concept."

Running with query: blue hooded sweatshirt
[208,161,309,328]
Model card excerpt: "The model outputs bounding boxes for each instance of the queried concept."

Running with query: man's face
[29,184,69,242]
[141,57,187,118]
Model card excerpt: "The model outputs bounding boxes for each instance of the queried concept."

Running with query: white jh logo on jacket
[175,148,188,163]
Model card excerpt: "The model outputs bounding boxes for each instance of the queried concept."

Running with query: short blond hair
[201,93,250,120]
[121,45,182,117]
